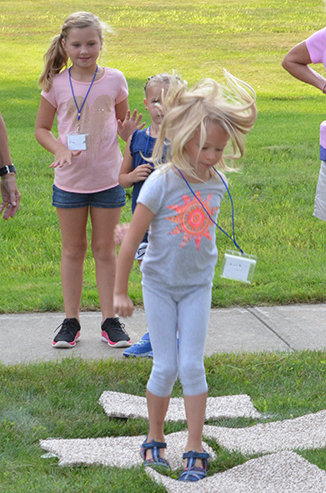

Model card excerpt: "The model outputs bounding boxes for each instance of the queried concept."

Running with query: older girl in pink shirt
[35,11,143,349]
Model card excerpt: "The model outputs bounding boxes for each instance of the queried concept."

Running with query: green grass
[1,352,326,491]
[1,0,326,311]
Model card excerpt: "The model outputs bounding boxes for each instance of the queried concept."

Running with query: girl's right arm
[282,41,326,91]
[114,202,154,318]
[119,136,153,189]
[35,96,81,168]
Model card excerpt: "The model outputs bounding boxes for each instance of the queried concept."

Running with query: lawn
[1,0,326,311]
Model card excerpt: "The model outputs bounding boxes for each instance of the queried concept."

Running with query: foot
[123,332,152,357]
[178,450,210,482]
[52,318,81,348]
[101,317,131,348]
[140,437,170,469]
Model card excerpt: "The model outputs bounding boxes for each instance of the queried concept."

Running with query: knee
[148,363,178,397]
[62,240,87,261]
[91,241,115,263]
[179,360,206,395]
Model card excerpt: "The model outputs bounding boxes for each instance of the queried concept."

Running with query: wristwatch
[0,164,16,177]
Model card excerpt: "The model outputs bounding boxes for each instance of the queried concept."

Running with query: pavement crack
[246,307,295,351]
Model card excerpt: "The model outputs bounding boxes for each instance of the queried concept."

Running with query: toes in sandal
[140,437,170,469]
[178,449,210,482]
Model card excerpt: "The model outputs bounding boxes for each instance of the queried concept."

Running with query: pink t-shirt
[306,27,326,67]
[41,67,128,193]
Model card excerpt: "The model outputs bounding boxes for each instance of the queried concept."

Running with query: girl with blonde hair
[114,71,256,481]
[35,11,143,349]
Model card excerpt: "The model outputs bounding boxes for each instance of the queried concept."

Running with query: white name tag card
[67,132,88,151]
[221,250,257,284]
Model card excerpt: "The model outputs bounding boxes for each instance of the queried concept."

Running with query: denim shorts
[52,184,126,209]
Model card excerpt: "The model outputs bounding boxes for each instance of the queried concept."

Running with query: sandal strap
[142,439,166,450]
[140,437,170,469]
[179,466,207,482]
[182,450,210,460]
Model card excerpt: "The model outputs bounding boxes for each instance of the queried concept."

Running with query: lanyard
[175,166,244,254]
[68,65,98,130]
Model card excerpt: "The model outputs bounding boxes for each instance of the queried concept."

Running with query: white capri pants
[314,161,326,222]
[142,279,212,397]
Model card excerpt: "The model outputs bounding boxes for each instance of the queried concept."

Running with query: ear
[100,37,103,50]
[143,98,148,110]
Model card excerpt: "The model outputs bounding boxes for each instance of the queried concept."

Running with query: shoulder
[103,67,127,82]
[130,128,148,148]
[306,27,326,58]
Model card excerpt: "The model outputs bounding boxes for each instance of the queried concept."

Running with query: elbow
[281,56,289,71]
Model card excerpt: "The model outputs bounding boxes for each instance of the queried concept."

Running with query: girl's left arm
[114,203,154,317]
[116,98,145,141]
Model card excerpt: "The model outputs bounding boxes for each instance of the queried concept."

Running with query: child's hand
[49,148,82,168]
[132,163,153,183]
[114,223,130,245]
[117,109,146,141]
[114,293,134,318]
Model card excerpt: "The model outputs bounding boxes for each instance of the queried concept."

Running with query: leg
[57,207,88,320]
[184,392,207,459]
[142,281,179,461]
[177,285,212,467]
[145,389,170,460]
[90,206,121,320]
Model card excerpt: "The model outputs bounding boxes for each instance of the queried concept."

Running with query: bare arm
[119,135,152,188]
[35,96,81,168]
[0,113,21,219]
[282,41,326,91]
[114,203,154,317]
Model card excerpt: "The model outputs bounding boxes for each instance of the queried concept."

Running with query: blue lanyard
[68,65,98,128]
[175,166,244,254]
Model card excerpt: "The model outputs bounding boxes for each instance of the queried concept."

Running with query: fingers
[49,150,82,168]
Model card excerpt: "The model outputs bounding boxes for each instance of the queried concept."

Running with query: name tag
[221,250,257,284]
[67,133,88,151]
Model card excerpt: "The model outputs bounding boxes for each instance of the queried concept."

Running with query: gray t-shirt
[137,167,226,287]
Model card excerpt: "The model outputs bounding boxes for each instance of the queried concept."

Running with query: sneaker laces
[110,318,127,334]
[53,318,79,335]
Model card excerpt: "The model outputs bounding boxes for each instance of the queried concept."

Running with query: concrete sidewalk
[1,304,326,366]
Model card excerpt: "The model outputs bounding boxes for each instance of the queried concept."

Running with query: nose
[205,148,220,163]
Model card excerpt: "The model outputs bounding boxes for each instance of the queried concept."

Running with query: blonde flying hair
[152,70,257,180]
[39,11,111,92]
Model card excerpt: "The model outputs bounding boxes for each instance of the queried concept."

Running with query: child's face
[185,121,229,179]
[64,27,102,71]
[144,83,168,126]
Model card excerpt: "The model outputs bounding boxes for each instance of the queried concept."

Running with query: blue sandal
[178,450,210,482]
[140,437,170,469]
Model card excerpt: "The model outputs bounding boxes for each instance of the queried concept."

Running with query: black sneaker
[52,318,81,348]
[101,317,132,348]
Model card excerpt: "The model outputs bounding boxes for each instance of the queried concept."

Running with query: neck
[69,63,98,82]
[148,121,160,138]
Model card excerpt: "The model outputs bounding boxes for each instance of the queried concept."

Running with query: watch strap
[0,164,16,176]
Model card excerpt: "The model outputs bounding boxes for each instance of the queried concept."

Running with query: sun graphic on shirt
[167,192,218,250]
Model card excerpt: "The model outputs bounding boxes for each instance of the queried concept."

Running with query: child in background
[35,11,143,349]
[118,73,172,358]
[114,72,256,481]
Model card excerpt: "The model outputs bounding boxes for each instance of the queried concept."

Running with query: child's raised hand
[114,293,134,318]
[117,109,146,142]
[49,148,82,168]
